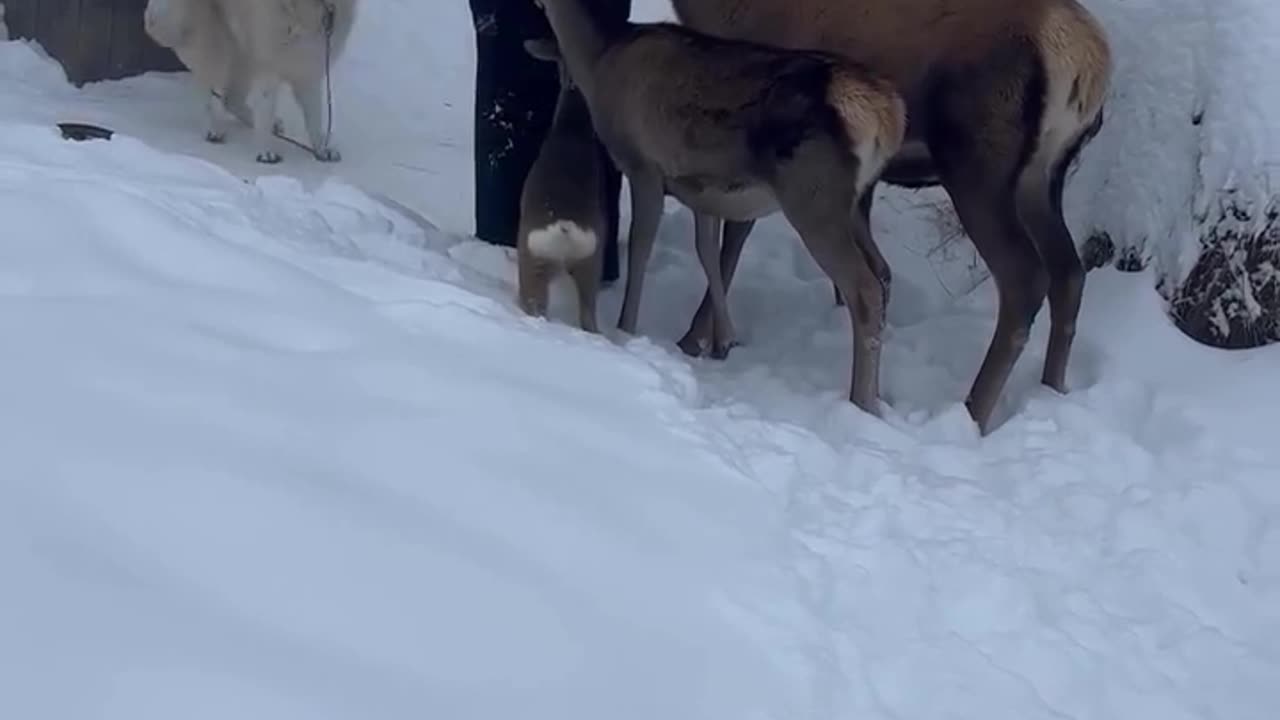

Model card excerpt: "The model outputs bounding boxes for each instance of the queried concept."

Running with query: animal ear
[523,38,562,63]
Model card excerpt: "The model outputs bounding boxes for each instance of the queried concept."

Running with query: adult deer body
[532,0,906,411]
[672,0,1112,434]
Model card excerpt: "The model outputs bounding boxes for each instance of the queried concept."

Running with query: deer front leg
[689,212,738,359]
[679,218,753,357]
[616,171,666,335]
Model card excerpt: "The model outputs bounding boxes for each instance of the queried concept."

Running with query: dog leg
[204,91,231,143]
[293,75,340,162]
[249,73,284,164]
[220,52,284,137]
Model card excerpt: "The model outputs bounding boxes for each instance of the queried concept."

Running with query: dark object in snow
[57,122,114,141]
[1081,231,1115,271]
[4,0,184,86]
[1169,193,1280,350]
[468,0,630,284]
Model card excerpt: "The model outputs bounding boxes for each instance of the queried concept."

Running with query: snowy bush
[1072,0,1280,348]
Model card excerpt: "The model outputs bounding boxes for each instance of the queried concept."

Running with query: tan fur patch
[825,68,906,190]
[1037,2,1112,119]
[1027,1,1112,170]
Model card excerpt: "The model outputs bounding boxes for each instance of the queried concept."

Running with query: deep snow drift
[2,1,1279,719]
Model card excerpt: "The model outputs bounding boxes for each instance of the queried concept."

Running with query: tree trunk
[468,0,630,284]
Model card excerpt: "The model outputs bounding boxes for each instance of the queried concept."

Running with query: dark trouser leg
[468,0,555,248]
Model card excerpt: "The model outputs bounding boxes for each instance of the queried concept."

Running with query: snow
[1071,0,1280,286]
[2,1,1279,719]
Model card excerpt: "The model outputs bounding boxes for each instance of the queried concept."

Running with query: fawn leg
[569,251,603,334]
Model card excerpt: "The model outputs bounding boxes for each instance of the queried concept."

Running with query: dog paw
[256,151,282,164]
[313,147,342,163]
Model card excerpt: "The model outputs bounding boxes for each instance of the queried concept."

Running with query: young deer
[530,0,906,414]
[671,0,1113,435]
[516,39,608,333]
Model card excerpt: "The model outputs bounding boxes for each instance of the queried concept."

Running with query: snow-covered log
[1069,0,1280,348]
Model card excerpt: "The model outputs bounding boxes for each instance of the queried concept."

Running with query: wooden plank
[2,0,40,41]
[37,0,84,83]
[5,0,186,84]
[77,0,118,85]
[107,0,145,81]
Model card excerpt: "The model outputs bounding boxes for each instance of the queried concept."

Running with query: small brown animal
[532,0,906,415]
[516,39,608,333]
[671,0,1113,434]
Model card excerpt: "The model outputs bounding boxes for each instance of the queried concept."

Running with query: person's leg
[468,0,557,249]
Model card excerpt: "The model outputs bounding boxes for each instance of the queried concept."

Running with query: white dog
[144,0,359,164]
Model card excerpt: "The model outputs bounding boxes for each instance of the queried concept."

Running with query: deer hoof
[204,130,226,144]
[256,151,282,164]
[313,147,342,163]
[709,339,739,361]
[677,332,705,358]
[1041,371,1070,395]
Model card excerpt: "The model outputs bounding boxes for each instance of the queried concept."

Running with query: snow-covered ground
[2,1,1278,719]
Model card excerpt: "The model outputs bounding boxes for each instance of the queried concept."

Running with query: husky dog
[144,0,250,144]
[144,0,359,164]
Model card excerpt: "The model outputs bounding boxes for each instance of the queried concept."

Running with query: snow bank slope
[0,125,792,720]
[1,1,1279,718]
[1,117,1278,720]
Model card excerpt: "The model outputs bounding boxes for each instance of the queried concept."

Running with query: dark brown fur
[672,0,1113,434]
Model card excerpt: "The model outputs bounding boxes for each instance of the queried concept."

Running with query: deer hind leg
[933,127,1047,432]
[517,244,554,320]
[852,191,890,304]
[945,179,1047,433]
[775,148,887,417]
[616,171,666,334]
[833,192,884,306]
[679,218,753,357]
[568,248,603,334]
[928,40,1054,434]
[1016,118,1100,393]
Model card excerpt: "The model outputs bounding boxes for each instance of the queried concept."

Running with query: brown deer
[516,39,608,333]
[529,0,906,415]
[671,0,1112,434]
